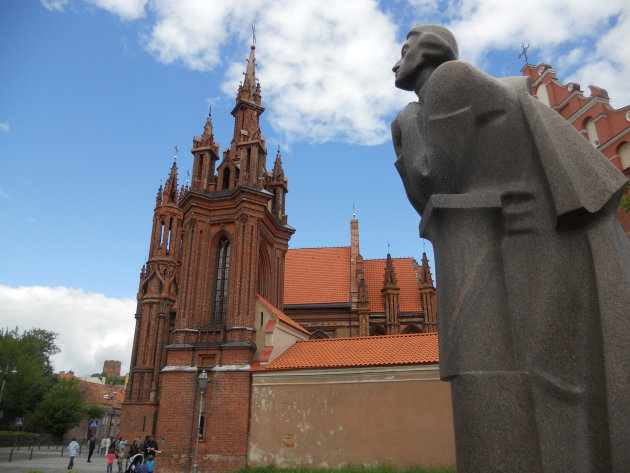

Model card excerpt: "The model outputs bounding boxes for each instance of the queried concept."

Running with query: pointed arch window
[213,238,231,323]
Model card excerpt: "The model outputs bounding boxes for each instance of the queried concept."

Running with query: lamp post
[192,370,209,473]
[0,366,18,419]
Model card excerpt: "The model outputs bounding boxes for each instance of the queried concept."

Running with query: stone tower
[121,42,294,473]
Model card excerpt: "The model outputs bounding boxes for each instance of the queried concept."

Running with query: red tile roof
[264,333,438,370]
[79,379,125,408]
[284,247,351,305]
[256,294,310,335]
[363,258,422,313]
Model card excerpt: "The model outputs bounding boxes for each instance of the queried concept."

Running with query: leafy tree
[30,378,85,436]
[0,328,59,429]
[84,403,105,420]
[620,186,630,213]
[104,375,125,385]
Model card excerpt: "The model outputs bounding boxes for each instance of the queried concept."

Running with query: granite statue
[391,25,630,473]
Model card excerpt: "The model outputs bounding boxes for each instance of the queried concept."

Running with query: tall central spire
[230,40,266,167]
[237,44,261,106]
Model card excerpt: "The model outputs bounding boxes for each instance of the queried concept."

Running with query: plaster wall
[254,300,308,363]
[249,365,455,468]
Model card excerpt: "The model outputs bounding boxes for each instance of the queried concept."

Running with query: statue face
[392,32,424,91]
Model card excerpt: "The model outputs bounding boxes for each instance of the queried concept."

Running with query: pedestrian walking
[107,449,116,473]
[87,436,96,462]
[67,437,79,470]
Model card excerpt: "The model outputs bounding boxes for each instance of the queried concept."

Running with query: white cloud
[40,0,147,20]
[144,0,408,144]
[87,0,148,20]
[0,286,135,377]
[422,0,630,107]
[42,0,630,143]
[40,0,70,11]
[0,188,8,198]
[0,123,10,133]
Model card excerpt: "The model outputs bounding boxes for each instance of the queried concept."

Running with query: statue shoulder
[392,101,421,131]
[430,61,500,95]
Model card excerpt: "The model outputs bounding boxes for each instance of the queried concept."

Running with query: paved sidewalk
[0,447,116,473]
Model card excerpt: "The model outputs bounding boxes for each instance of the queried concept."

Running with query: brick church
[119,42,439,472]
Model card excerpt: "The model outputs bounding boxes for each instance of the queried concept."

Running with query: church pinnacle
[237,44,261,106]
[383,253,398,288]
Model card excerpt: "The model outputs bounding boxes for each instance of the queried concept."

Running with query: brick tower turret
[124,159,183,435]
[121,41,294,473]
[419,252,437,332]
[382,253,401,335]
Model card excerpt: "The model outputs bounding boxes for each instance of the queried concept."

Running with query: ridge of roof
[263,332,439,371]
[363,255,417,262]
[256,294,310,335]
[293,332,436,344]
[288,245,350,251]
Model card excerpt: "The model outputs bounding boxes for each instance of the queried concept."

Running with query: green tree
[620,187,630,213]
[84,403,105,420]
[30,378,85,436]
[104,375,125,385]
[0,328,59,429]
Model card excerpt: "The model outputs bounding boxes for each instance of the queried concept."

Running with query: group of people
[67,434,160,472]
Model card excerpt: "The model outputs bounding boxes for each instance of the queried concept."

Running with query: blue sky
[1,0,629,375]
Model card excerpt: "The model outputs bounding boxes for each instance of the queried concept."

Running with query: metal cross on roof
[518,42,530,65]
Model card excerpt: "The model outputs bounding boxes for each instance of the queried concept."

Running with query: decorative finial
[208,105,212,117]
[352,202,356,218]
[186,170,190,186]
[173,145,179,161]
[277,143,280,155]
[252,24,256,48]
[518,42,530,65]
[387,242,391,254]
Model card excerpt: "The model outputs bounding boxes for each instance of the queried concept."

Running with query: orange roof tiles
[79,379,125,408]
[264,333,438,370]
[284,247,351,305]
[363,257,422,313]
[256,294,310,335]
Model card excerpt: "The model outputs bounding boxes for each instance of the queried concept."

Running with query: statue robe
[392,60,630,473]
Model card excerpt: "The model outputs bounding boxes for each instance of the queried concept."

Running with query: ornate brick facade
[120,43,294,473]
[522,63,630,237]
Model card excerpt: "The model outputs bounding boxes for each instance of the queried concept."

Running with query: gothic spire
[272,147,285,181]
[201,114,214,147]
[420,252,434,288]
[383,253,398,288]
[237,44,261,105]
[162,161,179,205]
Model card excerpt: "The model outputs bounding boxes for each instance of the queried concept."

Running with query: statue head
[392,25,458,96]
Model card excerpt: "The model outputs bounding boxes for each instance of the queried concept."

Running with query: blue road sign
[15,417,24,427]
[89,419,99,429]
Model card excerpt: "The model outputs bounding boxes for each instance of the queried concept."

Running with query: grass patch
[235,466,455,473]
[0,430,35,435]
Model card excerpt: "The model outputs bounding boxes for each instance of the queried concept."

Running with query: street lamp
[0,366,18,418]
[192,370,210,473]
